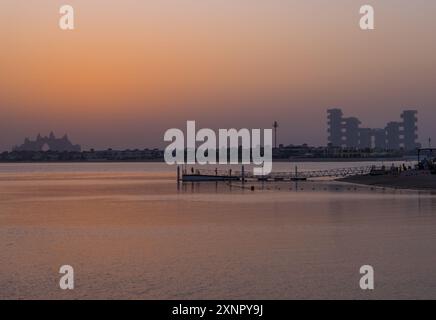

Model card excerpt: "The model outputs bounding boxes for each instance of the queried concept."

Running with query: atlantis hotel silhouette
[13,132,81,152]
[327,109,419,151]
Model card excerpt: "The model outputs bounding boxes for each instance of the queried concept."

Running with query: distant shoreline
[0,159,166,164]
[0,157,415,164]
[285,157,415,163]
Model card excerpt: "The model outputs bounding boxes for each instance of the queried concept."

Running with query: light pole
[273,121,279,149]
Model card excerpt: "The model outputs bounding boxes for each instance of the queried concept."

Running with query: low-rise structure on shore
[0,148,164,162]
[0,144,416,162]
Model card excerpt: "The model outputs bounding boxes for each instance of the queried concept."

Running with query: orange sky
[1,0,436,150]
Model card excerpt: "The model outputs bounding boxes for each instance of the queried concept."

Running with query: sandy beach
[339,171,436,190]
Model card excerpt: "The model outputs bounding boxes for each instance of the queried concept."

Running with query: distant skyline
[1,0,436,151]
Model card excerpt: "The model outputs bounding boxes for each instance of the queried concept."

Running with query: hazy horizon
[1,0,435,151]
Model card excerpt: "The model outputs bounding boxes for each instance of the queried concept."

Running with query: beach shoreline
[338,172,436,191]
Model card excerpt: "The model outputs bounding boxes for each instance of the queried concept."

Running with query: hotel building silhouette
[327,109,419,150]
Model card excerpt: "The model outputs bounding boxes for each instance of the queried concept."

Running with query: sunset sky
[1,0,435,150]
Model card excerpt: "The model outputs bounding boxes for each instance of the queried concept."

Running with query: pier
[178,165,374,182]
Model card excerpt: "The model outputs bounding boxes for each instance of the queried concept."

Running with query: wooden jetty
[177,165,374,183]
[182,174,241,182]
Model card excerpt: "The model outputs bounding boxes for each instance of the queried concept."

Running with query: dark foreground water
[0,162,435,299]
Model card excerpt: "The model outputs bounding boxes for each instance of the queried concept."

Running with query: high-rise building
[358,128,373,149]
[343,117,361,148]
[385,122,401,150]
[327,109,343,147]
[373,129,387,150]
[401,110,419,150]
[326,108,419,151]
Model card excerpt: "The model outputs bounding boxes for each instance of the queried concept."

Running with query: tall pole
[273,121,279,149]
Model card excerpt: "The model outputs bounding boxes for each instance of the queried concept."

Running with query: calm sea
[0,162,435,299]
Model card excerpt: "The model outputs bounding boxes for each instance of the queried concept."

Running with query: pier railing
[180,165,374,181]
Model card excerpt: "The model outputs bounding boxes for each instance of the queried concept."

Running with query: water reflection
[0,163,436,300]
